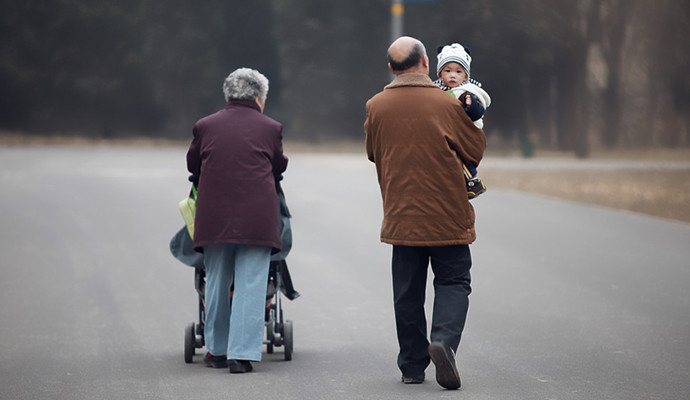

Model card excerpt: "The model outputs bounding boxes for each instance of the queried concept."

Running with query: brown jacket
[365,73,486,246]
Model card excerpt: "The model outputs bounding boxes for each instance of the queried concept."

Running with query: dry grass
[481,169,690,223]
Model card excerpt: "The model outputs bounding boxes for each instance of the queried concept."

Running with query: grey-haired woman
[187,68,288,373]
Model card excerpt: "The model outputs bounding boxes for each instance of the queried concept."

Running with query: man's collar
[385,73,436,89]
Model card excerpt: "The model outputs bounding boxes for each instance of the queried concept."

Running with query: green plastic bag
[178,185,197,239]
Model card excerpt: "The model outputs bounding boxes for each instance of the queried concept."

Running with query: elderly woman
[187,68,288,373]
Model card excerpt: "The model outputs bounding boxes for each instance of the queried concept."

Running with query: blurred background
[1,0,688,157]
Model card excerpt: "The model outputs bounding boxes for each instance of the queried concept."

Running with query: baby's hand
[459,92,485,121]
[464,94,473,108]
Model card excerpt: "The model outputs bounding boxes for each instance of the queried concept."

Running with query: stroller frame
[184,259,294,363]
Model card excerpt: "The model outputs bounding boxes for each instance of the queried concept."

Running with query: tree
[0,0,163,136]
[138,0,283,139]
[596,0,639,148]
[643,0,690,147]
[1,0,688,149]
[272,0,389,141]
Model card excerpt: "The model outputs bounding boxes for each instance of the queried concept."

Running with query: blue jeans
[391,245,472,377]
[203,243,271,361]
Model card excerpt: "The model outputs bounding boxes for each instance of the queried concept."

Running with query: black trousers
[392,244,472,376]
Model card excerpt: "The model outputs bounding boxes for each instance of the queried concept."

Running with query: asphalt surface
[1,146,688,400]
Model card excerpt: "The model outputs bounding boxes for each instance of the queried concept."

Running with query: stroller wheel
[195,323,205,348]
[283,320,293,361]
[184,323,195,363]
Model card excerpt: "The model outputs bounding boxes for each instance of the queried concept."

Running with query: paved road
[1,146,688,400]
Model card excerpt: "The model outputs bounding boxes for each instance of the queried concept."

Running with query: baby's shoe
[466,178,486,199]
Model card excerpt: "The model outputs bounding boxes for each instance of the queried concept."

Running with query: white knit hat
[436,43,472,78]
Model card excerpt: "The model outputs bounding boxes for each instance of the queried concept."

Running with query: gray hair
[222,68,269,103]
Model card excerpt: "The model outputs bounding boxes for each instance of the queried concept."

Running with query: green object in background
[521,137,534,158]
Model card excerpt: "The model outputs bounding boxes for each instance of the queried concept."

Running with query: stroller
[170,182,299,362]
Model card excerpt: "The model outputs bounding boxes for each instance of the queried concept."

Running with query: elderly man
[364,36,486,389]
[187,68,288,373]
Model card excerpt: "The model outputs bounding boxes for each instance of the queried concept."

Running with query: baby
[434,43,491,199]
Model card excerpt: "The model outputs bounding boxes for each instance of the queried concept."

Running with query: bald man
[365,36,486,390]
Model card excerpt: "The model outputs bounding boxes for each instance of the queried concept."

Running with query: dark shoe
[466,178,487,199]
[428,342,461,390]
[401,373,425,384]
[228,359,253,373]
[204,353,228,368]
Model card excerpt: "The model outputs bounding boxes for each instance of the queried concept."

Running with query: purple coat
[187,99,288,252]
